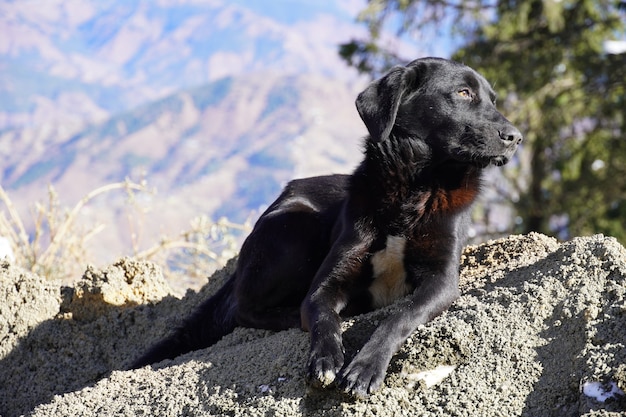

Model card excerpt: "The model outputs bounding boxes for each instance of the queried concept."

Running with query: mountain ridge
[0,72,366,266]
[1,0,366,130]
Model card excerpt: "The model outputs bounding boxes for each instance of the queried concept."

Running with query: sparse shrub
[134,214,251,290]
[0,180,250,286]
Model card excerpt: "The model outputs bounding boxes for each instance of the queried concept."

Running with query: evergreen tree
[341,0,626,241]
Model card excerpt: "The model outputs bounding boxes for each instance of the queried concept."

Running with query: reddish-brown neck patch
[430,180,481,214]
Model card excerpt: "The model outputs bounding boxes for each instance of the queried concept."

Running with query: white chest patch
[369,235,411,308]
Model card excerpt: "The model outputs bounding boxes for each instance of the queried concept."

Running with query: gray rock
[1,234,625,416]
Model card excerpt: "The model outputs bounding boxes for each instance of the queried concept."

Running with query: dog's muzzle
[498,126,523,146]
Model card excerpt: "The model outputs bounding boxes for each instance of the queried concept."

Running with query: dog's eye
[458,89,472,99]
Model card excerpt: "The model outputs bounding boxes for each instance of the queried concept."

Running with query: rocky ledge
[1,233,625,416]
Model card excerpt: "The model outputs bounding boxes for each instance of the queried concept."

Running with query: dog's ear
[355,66,409,143]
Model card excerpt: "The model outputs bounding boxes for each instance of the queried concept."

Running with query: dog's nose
[499,126,523,145]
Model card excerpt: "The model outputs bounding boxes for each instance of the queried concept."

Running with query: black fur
[130,57,522,398]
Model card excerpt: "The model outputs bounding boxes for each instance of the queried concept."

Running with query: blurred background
[1,0,624,289]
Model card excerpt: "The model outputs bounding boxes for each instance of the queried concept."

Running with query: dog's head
[356,57,522,167]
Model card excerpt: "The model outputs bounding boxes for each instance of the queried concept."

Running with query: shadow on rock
[0,258,234,417]
[522,237,626,416]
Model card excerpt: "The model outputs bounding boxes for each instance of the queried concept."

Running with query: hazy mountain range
[1,0,368,128]
[1,0,404,266]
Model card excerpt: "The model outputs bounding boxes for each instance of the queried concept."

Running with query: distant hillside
[0,73,366,264]
[0,0,430,272]
[0,0,365,130]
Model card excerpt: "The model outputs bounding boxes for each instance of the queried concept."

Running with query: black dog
[131,57,522,398]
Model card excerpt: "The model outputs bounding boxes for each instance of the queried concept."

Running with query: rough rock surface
[1,233,625,416]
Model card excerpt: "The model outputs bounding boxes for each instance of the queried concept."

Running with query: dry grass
[0,180,250,285]
[133,214,251,289]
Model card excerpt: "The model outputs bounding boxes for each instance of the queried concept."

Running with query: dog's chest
[368,235,412,308]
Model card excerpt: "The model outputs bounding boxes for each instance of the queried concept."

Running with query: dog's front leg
[301,239,369,388]
[339,269,460,398]
[303,295,345,388]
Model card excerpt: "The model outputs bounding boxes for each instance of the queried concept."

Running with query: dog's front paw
[339,355,388,399]
[306,337,345,388]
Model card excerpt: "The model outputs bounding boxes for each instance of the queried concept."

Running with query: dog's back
[130,174,350,368]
